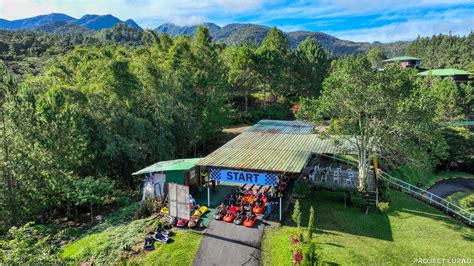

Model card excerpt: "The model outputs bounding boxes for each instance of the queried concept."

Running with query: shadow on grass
[284,190,394,241]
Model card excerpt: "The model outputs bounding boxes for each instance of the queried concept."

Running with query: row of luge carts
[169,200,209,229]
[214,184,275,228]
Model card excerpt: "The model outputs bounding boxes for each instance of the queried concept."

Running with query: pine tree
[294,37,330,98]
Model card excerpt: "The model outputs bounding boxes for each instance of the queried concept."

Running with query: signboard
[168,183,190,220]
[209,168,278,186]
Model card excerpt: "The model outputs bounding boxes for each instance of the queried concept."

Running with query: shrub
[306,206,315,241]
[292,199,302,229]
[460,194,474,211]
[0,222,64,264]
[377,202,390,213]
[302,241,320,266]
[293,179,311,197]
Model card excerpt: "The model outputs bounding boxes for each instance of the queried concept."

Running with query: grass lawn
[128,231,202,266]
[390,166,474,188]
[446,192,474,212]
[262,189,474,265]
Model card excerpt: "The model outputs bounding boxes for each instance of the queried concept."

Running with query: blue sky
[1,0,473,42]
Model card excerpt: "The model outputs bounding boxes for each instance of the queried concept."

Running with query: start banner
[209,168,278,186]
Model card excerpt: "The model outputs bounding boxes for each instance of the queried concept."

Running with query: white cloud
[0,0,264,25]
[331,10,474,42]
[0,0,472,41]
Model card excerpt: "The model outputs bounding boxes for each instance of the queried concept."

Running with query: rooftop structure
[417,68,471,77]
[132,158,202,175]
[197,120,355,173]
[382,56,421,69]
[245,119,315,134]
[417,68,471,83]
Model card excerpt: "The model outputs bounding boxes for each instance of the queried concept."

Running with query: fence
[319,154,473,225]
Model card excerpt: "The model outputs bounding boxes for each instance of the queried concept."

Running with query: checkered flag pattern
[209,168,221,181]
[264,173,278,186]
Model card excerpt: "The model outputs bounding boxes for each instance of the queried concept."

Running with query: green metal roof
[382,56,420,62]
[132,158,202,175]
[246,119,314,134]
[197,131,355,173]
[451,120,474,126]
[417,68,471,77]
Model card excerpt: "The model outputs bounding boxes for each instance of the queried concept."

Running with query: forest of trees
[0,26,331,232]
[0,24,472,236]
[408,33,474,70]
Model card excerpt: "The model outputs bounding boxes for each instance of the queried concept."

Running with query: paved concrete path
[193,219,265,266]
[427,178,474,200]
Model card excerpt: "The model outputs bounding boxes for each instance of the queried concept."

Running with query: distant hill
[155,22,221,37]
[0,13,75,30]
[155,22,409,57]
[34,21,94,35]
[0,13,142,31]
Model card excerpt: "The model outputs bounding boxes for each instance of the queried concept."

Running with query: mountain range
[0,13,142,31]
[0,13,408,56]
[154,22,408,56]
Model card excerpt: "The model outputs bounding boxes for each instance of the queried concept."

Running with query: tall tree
[256,27,293,106]
[222,44,259,112]
[297,56,447,191]
[367,48,386,69]
[191,26,230,153]
[293,38,330,98]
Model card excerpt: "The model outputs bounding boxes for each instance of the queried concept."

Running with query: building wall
[165,168,199,187]
[165,170,185,184]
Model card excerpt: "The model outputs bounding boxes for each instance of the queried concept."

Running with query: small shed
[133,158,202,190]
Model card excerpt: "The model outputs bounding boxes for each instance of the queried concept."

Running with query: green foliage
[421,77,472,123]
[0,222,63,264]
[256,28,295,99]
[407,33,473,70]
[440,127,474,172]
[306,206,315,241]
[302,241,320,266]
[297,56,448,190]
[377,202,390,213]
[293,38,330,98]
[61,212,150,264]
[65,177,114,207]
[292,179,311,197]
[366,48,386,68]
[292,199,302,229]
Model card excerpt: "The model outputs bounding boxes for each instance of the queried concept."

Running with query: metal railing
[380,171,472,225]
[318,154,473,225]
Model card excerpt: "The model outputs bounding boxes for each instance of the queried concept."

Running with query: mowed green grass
[128,231,202,266]
[262,190,474,265]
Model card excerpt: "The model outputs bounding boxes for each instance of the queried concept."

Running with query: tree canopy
[297,56,448,190]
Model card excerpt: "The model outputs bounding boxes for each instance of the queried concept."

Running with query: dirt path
[427,178,474,199]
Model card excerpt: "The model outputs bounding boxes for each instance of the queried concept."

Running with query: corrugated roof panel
[132,158,203,175]
[245,119,315,134]
[417,68,471,77]
[197,131,355,173]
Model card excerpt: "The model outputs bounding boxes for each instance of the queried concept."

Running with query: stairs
[363,191,377,214]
